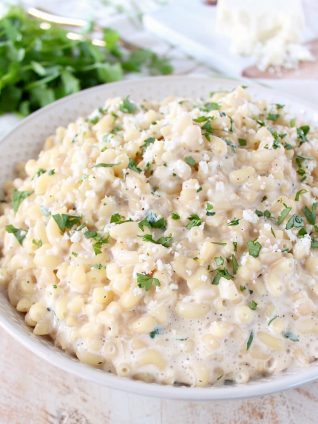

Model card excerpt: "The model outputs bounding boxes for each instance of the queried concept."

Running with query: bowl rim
[1,75,318,400]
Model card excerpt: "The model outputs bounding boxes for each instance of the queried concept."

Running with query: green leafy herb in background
[0,7,173,116]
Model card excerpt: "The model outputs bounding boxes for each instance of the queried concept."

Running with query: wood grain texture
[1,327,318,424]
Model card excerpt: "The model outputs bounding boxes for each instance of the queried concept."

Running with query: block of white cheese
[216,0,313,70]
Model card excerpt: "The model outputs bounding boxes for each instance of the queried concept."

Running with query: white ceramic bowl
[1,76,318,400]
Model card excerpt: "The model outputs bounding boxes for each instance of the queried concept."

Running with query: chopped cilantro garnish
[233,241,238,252]
[212,268,232,285]
[297,125,310,144]
[119,96,138,114]
[227,218,240,226]
[311,239,318,248]
[128,158,142,173]
[277,206,292,225]
[91,264,106,270]
[48,169,55,175]
[255,209,271,218]
[206,203,215,216]
[141,234,173,247]
[247,240,262,258]
[36,168,46,177]
[229,254,239,275]
[12,190,33,213]
[214,256,224,267]
[202,101,220,111]
[285,215,304,230]
[246,331,254,350]
[238,138,247,146]
[137,272,160,291]
[304,202,317,225]
[110,213,130,224]
[186,214,202,229]
[142,137,156,151]
[171,212,180,220]
[32,239,42,248]
[248,300,258,311]
[184,156,196,166]
[149,327,161,338]
[5,224,27,245]
[84,230,109,255]
[295,189,307,201]
[267,113,279,121]
[93,163,118,168]
[138,212,167,231]
[52,214,81,233]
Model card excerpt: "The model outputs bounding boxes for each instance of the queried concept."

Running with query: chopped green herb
[142,137,156,151]
[193,115,209,123]
[93,163,118,168]
[286,215,304,230]
[212,268,232,285]
[138,212,167,231]
[32,239,42,248]
[211,241,227,246]
[137,273,160,291]
[246,331,254,350]
[52,284,57,289]
[196,186,202,193]
[110,213,130,224]
[229,254,239,275]
[304,202,317,225]
[91,264,106,270]
[311,239,318,248]
[206,203,215,216]
[268,315,278,326]
[128,158,142,173]
[255,209,271,218]
[267,113,279,121]
[12,190,33,213]
[277,206,292,225]
[295,189,308,201]
[238,138,247,146]
[119,96,138,114]
[141,234,173,248]
[297,125,310,144]
[52,214,81,233]
[202,101,220,111]
[5,224,27,245]
[282,331,299,342]
[48,169,55,175]
[214,256,224,267]
[227,218,240,226]
[247,240,262,258]
[71,252,78,257]
[36,168,46,177]
[240,285,246,292]
[171,212,180,220]
[271,227,276,238]
[184,156,196,166]
[149,327,161,338]
[233,241,238,252]
[186,214,202,230]
[248,300,258,311]
[84,230,109,255]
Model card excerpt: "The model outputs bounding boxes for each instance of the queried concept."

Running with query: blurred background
[1,0,317,140]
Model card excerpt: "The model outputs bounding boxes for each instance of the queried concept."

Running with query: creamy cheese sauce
[1,87,318,387]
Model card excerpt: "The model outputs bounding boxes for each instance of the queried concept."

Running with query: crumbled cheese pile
[216,0,314,70]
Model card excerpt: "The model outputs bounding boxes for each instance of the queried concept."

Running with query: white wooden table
[1,1,318,423]
[1,326,318,424]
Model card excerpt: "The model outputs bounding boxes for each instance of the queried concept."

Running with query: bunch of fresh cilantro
[0,7,172,115]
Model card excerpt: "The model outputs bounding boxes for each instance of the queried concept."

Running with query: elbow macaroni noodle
[1,87,318,386]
